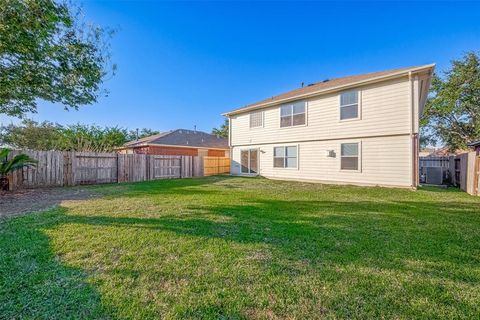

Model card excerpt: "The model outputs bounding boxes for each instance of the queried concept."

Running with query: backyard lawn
[1,176,479,319]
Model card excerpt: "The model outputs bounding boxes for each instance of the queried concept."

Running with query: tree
[0,119,62,150]
[0,120,160,152]
[127,128,160,141]
[57,124,129,152]
[421,52,480,150]
[212,118,229,138]
[0,0,115,118]
[0,148,37,190]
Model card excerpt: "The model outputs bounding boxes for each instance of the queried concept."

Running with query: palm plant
[0,148,37,191]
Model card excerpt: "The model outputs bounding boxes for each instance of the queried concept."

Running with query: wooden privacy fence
[6,150,221,190]
[445,152,480,196]
[74,152,118,185]
[203,156,230,176]
[475,156,480,196]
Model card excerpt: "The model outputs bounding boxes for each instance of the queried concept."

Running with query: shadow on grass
[0,212,112,319]
[1,176,479,318]
[0,176,232,318]
[55,192,480,318]
[63,197,480,283]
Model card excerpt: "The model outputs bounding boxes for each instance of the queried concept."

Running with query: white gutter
[409,71,414,188]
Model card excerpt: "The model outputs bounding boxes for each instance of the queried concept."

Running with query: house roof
[468,140,480,147]
[223,64,435,116]
[420,147,470,157]
[121,129,228,149]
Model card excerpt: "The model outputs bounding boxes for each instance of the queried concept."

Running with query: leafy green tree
[0,0,115,118]
[0,120,161,152]
[0,119,62,150]
[212,118,229,138]
[57,124,129,152]
[421,52,480,150]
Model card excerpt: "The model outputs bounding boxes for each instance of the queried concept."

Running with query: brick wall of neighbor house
[207,149,227,157]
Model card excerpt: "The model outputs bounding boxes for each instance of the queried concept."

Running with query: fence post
[63,152,71,186]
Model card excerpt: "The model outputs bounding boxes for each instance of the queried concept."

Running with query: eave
[222,64,436,117]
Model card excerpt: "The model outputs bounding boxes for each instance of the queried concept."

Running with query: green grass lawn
[1,176,480,319]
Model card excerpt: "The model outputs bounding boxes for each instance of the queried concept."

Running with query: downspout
[409,71,414,188]
[409,71,420,189]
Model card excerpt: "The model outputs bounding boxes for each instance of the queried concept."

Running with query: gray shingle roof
[224,64,435,116]
[123,129,228,149]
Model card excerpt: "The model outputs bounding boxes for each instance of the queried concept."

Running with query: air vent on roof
[322,79,330,83]
[307,83,315,87]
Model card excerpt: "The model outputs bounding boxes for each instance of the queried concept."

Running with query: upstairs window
[340,91,359,120]
[249,111,263,128]
[280,101,306,127]
[274,146,298,168]
[341,143,359,170]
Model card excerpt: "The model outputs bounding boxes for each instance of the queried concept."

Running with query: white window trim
[273,144,299,170]
[249,111,264,129]
[279,101,308,129]
[339,141,362,173]
[339,90,362,122]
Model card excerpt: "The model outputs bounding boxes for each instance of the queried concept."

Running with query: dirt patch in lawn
[0,187,98,218]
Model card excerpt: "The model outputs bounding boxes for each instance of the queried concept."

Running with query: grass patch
[1,176,480,319]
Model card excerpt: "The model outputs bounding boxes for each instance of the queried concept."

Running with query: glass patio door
[240,149,258,174]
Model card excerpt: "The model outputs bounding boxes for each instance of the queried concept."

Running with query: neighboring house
[419,147,468,157]
[468,140,480,155]
[419,148,436,157]
[224,64,435,188]
[117,129,229,157]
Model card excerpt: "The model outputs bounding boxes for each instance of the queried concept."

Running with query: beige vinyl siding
[231,135,412,187]
[231,76,411,146]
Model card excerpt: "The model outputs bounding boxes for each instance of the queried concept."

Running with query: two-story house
[223,64,435,188]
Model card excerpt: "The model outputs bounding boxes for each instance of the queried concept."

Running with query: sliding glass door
[240,149,259,174]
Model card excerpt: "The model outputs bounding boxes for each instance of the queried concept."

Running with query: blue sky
[1,1,480,133]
